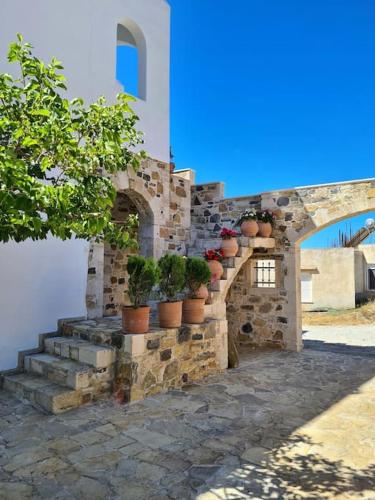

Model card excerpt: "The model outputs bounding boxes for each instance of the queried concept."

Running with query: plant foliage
[237,210,257,225]
[185,257,211,297]
[0,35,145,246]
[257,210,276,225]
[127,255,160,308]
[204,248,224,262]
[158,253,186,302]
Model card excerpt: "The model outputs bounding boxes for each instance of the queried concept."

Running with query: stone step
[222,256,242,268]
[2,373,100,414]
[60,318,123,347]
[44,336,115,369]
[204,301,226,319]
[24,353,112,391]
[223,267,236,280]
[210,279,227,293]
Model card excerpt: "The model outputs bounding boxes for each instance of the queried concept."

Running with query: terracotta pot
[122,306,150,334]
[221,237,239,258]
[195,284,209,301]
[182,298,205,324]
[207,260,224,282]
[240,219,259,237]
[258,221,272,237]
[158,301,182,328]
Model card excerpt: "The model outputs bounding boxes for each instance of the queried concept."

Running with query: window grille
[253,259,276,288]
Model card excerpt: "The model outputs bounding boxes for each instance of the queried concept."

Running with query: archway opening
[298,211,375,352]
[116,21,146,100]
[103,190,154,316]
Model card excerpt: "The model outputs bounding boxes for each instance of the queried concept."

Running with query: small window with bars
[368,266,375,291]
[253,259,276,288]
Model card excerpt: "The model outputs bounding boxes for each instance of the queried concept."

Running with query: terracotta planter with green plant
[157,254,186,328]
[220,228,239,258]
[122,256,160,334]
[238,210,259,237]
[257,210,275,237]
[183,257,211,324]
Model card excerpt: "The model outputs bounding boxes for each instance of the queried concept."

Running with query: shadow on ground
[0,327,374,499]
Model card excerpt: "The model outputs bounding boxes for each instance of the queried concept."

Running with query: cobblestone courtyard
[1,326,374,499]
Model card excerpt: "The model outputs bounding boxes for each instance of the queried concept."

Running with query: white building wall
[0,239,89,370]
[0,0,170,370]
[0,0,170,162]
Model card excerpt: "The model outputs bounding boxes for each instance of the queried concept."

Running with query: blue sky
[121,1,375,247]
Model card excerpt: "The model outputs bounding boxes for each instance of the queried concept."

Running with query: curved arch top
[116,17,147,100]
[261,178,375,245]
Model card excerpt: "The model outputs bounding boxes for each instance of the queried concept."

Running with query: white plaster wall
[0,239,89,370]
[0,0,170,162]
[0,0,170,370]
[301,248,356,310]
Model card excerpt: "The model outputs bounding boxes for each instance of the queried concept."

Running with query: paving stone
[1,329,374,498]
[0,482,33,500]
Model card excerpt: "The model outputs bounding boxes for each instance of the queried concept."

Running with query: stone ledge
[239,237,276,249]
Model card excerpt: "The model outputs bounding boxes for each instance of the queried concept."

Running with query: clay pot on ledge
[207,260,224,282]
[158,301,183,328]
[258,221,272,238]
[221,237,239,258]
[240,219,259,237]
[122,306,150,334]
[195,284,209,302]
[182,298,206,324]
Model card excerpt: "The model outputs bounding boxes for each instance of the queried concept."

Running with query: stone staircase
[188,236,276,319]
[2,336,116,414]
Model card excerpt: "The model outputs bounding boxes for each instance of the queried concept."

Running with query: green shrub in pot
[183,257,211,324]
[157,254,186,328]
[122,255,160,334]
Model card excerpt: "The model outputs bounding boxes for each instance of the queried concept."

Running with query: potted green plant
[238,210,259,237]
[220,228,239,257]
[183,257,211,324]
[157,254,186,328]
[122,255,160,334]
[257,210,275,237]
[204,248,224,282]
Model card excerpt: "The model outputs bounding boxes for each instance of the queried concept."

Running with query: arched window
[116,21,146,100]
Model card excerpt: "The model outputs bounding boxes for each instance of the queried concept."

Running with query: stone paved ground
[1,327,374,499]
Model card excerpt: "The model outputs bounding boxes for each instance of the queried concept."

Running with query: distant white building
[0,0,170,370]
[301,244,375,311]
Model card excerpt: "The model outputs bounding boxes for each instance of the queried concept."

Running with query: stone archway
[103,189,155,316]
[261,178,375,351]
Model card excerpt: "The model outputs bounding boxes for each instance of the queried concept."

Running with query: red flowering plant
[257,210,276,225]
[220,228,237,240]
[204,248,224,262]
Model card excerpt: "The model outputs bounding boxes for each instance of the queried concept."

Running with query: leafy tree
[158,254,186,302]
[0,35,145,246]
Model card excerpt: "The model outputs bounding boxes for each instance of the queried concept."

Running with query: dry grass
[303,301,375,326]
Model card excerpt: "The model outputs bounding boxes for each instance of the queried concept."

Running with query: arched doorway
[296,210,375,340]
[257,177,375,352]
[103,189,154,316]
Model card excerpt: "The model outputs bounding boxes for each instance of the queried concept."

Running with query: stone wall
[103,193,138,316]
[226,256,287,349]
[190,182,287,350]
[115,319,227,403]
[191,182,261,242]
